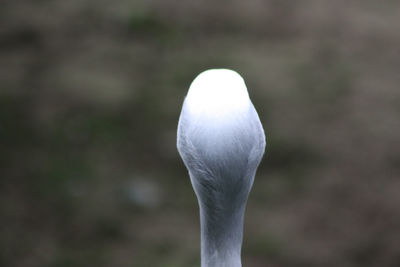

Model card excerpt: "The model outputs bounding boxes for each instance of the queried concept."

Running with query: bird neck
[199,201,246,267]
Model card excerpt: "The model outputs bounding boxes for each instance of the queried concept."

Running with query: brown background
[1,0,399,266]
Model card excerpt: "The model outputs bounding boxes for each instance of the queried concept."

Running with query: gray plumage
[177,69,266,267]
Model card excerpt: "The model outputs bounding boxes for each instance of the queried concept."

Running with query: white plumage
[177,69,266,267]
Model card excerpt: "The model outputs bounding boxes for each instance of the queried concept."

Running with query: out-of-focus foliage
[1,0,400,266]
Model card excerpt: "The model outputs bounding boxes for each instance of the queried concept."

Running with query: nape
[177,69,266,267]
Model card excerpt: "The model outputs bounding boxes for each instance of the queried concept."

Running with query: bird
[177,69,266,267]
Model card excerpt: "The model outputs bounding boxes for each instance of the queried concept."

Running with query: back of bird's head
[184,69,251,120]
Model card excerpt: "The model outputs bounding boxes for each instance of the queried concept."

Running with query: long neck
[198,200,247,267]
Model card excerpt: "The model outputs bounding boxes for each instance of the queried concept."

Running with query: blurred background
[1,0,399,266]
